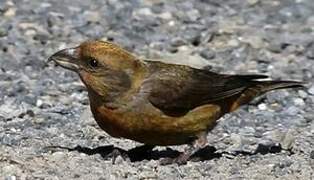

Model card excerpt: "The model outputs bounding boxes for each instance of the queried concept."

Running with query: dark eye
[89,58,98,68]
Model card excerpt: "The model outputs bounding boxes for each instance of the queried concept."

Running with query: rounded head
[48,40,139,73]
[49,40,144,97]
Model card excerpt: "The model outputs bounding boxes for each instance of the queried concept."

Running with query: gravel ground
[1,0,314,179]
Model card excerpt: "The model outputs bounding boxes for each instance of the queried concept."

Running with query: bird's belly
[91,104,221,146]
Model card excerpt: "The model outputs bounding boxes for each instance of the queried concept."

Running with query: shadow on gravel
[45,143,287,163]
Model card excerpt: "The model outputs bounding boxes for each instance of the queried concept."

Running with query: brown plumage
[48,40,304,164]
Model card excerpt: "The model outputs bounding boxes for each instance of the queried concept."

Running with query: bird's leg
[106,148,128,164]
[160,132,208,165]
[176,132,208,165]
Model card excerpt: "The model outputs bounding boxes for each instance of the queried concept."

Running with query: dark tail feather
[228,80,305,112]
[235,74,269,80]
[233,74,305,92]
[256,80,305,93]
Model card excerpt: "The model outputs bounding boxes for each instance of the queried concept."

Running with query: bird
[48,40,304,165]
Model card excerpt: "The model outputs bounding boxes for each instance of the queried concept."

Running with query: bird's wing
[145,62,267,113]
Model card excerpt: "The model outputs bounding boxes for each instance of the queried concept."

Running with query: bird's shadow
[46,143,286,163]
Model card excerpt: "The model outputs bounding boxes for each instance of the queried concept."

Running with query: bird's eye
[89,58,98,68]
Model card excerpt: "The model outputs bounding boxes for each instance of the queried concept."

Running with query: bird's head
[48,40,146,100]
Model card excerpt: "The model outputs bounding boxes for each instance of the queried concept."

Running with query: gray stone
[308,85,314,95]
[200,48,216,60]
[281,129,296,150]
[306,46,314,59]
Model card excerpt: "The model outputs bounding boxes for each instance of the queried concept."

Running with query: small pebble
[308,85,314,95]
[200,49,216,60]
[298,90,308,98]
[4,8,16,17]
[36,99,43,107]
[281,129,296,150]
[258,103,267,111]
[310,151,314,159]
[293,98,305,106]
[51,152,66,162]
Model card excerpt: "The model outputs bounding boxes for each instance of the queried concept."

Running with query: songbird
[48,40,304,164]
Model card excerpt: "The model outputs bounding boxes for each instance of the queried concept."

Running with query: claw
[105,148,129,164]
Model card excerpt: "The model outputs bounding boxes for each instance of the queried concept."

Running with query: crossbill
[48,40,304,164]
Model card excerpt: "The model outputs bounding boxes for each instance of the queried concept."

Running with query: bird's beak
[48,47,80,71]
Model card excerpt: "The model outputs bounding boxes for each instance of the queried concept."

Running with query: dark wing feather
[147,62,267,112]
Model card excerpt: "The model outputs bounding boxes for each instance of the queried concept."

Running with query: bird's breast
[89,100,222,145]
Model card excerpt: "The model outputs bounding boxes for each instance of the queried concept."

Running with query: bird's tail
[228,80,305,112]
[255,80,305,94]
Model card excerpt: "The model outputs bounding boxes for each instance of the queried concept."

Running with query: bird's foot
[160,132,208,165]
[105,148,129,164]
